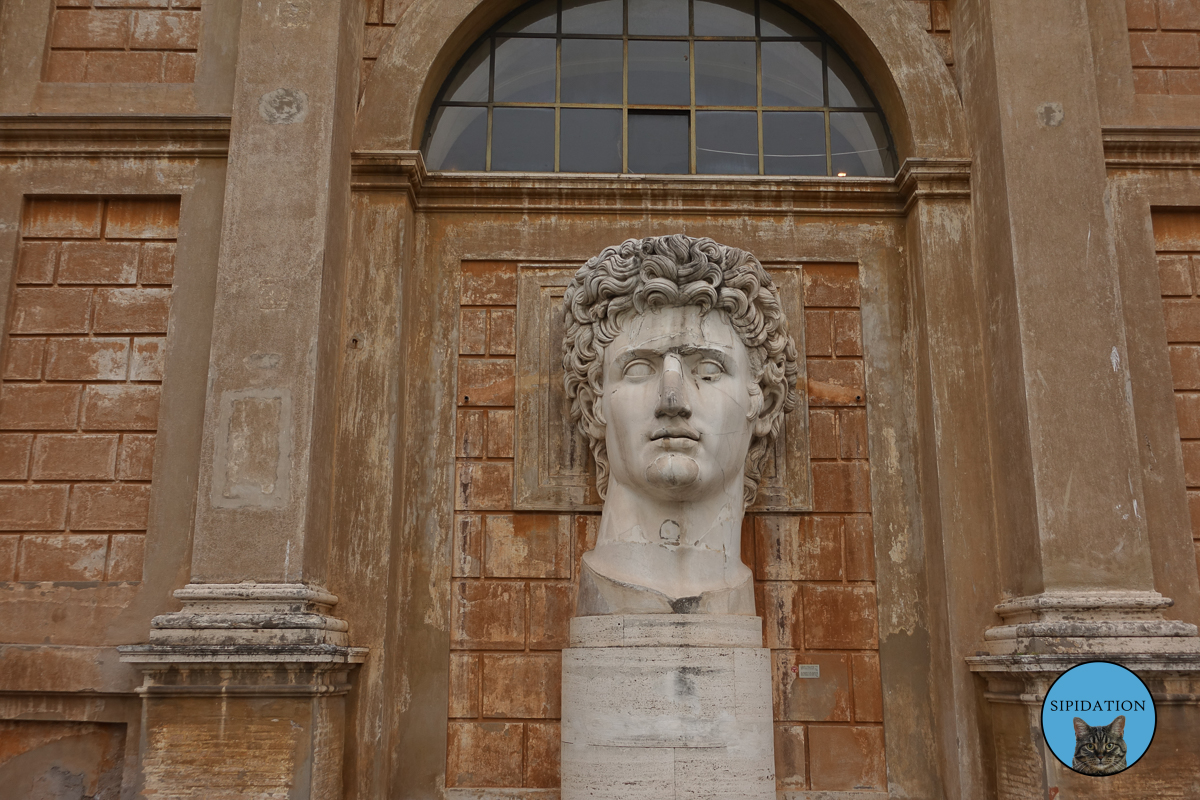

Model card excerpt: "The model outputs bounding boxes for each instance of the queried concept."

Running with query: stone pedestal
[561,614,774,800]
[119,583,367,798]
[967,591,1200,799]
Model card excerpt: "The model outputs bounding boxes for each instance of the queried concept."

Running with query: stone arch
[354,0,969,162]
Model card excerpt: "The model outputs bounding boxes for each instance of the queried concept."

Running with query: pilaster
[120,1,367,796]
[955,0,1200,795]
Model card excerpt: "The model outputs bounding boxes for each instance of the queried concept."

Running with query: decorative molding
[0,114,231,158]
[895,157,972,212]
[119,583,368,668]
[1103,126,1200,170]
[350,151,968,216]
[970,590,1200,658]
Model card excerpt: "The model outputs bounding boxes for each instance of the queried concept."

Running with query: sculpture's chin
[645,454,700,490]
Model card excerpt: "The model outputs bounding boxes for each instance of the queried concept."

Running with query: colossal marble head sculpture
[563,235,799,615]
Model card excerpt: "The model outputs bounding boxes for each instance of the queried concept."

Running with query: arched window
[422,0,896,176]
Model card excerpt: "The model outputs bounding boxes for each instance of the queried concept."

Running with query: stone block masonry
[1127,0,1200,94]
[45,0,202,84]
[447,261,885,794]
[1155,209,1200,584]
[0,197,178,583]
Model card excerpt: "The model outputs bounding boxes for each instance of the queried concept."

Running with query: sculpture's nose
[655,354,692,418]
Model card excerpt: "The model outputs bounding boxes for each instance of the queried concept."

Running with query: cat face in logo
[1071,715,1127,776]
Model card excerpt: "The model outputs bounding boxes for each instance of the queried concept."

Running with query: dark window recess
[561,108,623,172]
[696,111,758,175]
[629,112,689,174]
[763,111,826,176]
[628,40,691,106]
[422,0,896,176]
[426,106,487,171]
[628,0,689,35]
[562,39,624,104]
[492,107,556,171]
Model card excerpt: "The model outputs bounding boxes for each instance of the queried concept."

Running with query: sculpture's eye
[695,360,724,380]
[623,360,654,378]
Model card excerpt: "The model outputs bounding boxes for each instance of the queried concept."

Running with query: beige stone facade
[1,1,1199,798]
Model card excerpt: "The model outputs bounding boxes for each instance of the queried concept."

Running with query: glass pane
[628,40,691,105]
[760,0,817,37]
[694,0,755,36]
[696,111,757,174]
[492,107,556,171]
[443,40,490,103]
[426,106,487,170]
[499,0,557,33]
[830,112,894,177]
[763,111,825,175]
[629,0,689,35]
[628,112,689,173]
[695,41,757,106]
[494,37,557,103]
[562,39,623,104]
[561,108,623,172]
[761,41,822,106]
[827,48,874,107]
[562,0,623,34]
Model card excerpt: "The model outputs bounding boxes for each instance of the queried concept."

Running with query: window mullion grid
[688,0,696,175]
[755,0,764,176]
[486,36,496,171]
[555,20,562,172]
[622,0,629,173]
[822,40,832,177]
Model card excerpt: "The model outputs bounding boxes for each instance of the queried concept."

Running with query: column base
[967,591,1200,800]
[118,583,366,799]
[560,614,775,800]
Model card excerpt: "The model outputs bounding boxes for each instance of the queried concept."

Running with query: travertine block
[561,615,774,800]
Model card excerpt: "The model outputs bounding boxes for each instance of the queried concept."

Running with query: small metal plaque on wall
[513,262,812,513]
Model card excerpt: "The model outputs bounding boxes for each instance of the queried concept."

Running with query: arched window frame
[421,0,898,177]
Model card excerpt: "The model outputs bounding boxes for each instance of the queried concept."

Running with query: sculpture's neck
[595,479,745,554]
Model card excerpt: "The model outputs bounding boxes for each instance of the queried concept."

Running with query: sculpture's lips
[650,427,700,442]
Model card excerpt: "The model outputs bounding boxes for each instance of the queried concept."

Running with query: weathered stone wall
[1154,209,1200,582]
[0,197,178,583]
[45,1,202,84]
[1127,0,1200,95]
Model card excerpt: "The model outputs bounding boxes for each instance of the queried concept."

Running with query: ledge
[967,652,1200,675]
[350,150,970,216]
[0,114,231,158]
[1103,126,1200,169]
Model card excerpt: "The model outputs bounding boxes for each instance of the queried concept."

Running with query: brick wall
[447,262,885,792]
[1155,210,1200,585]
[1127,0,1200,94]
[45,1,201,84]
[0,197,178,582]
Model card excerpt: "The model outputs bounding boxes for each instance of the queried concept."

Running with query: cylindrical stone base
[561,614,775,800]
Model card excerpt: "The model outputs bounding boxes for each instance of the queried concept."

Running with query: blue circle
[1041,661,1156,775]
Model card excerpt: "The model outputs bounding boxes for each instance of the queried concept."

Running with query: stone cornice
[0,114,231,158]
[350,150,971,216]
[1103,126,1200,170]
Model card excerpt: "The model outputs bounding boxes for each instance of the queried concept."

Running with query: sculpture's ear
[751,379,784,437]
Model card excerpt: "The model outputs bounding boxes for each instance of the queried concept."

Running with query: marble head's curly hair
[562,234,800,504]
